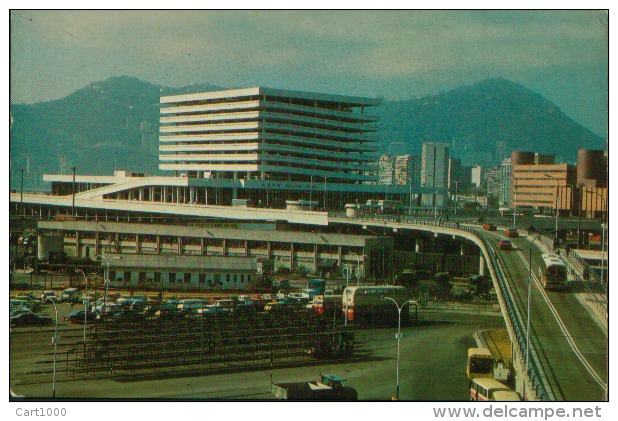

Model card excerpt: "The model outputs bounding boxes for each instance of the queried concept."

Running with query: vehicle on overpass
[467,347,494,381]
[483,222,497,231]
[342,285,417,324]
[469,377,510,401]
[272,374,358,400]
[539,254,568,290]
[499,239,513,250]
[505,228,519,238]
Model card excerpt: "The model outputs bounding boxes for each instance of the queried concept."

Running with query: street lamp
[453,179,461,216]
[322,176,328,211]
[97,255,121,316]
[75,269,88,342]
[513,178,518,228]
[50,300,68,398]
[383,297,415,400]
[71,166,77,217]
[543,174,559,240]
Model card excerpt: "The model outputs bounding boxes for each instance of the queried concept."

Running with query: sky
[9,9,609,135]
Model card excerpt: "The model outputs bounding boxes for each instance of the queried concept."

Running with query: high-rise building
[471,165,483,188]
[159,87,381,183]
[421,142,449,207]
[394,154,420,185]
[499,158,511,208]
[378,154,395,185]
[484,166,501,198]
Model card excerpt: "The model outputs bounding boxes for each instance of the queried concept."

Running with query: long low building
[37,219,394,281]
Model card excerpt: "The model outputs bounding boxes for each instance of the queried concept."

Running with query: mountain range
[10,76,604,189]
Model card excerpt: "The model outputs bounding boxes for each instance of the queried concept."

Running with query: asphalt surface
[10,307,504,400]
[478,230,608,401]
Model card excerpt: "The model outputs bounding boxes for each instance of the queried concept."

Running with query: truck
[271,374,358,400]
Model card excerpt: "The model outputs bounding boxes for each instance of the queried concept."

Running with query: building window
[226,274,230,283]
[139,272,146,283]
[109,271,116,283]
[240,274,244,283]
[199,274,206,284]
[123,271,131,283]
[214,273,221,286]
[184,273,191,283]
[233,274,237,283]
[154,272,161,283]
[168,272,176,283]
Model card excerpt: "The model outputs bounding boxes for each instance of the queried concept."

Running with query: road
[10,309,504,400]
[478,229,607,401]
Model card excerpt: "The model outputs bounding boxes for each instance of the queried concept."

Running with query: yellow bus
[467,347,494,381]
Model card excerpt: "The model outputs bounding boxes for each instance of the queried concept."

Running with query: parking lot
[10,298,505,400]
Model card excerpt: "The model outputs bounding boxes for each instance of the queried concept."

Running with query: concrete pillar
[75,231,80,258]
[479,254,486,276]
[138,188,143,201]
[267,241,272,259]
[337,245,342,267]
[222,239,227,256]
[190,186,195,204]
[290,243,295,271]
[135,234,140,254]
[200,238,205,256]
[178,236,183,254]
[244,240,249,257]
[94,232,100,257]
[461,242,465,256]
[314,245,318,272]
[156,235,160,254]
[415,238,422,253]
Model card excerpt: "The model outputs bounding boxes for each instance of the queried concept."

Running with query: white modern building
[159,87,380,184]
[499,158,511,208]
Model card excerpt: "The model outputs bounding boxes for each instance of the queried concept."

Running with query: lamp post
[513,178,518,228]
[97,255,121,316]
[453,179,460,216]
[544,175,559,240]
[49,300,68,398]
[71,166,77,217]
[383,297,415,400]
[408,177,413,215]
[20,168,25,217]
[75,269,88,342]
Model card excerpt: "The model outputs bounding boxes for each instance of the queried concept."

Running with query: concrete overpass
[331,215,608,401]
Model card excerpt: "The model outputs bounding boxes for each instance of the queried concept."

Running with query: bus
[467,348,494,381]
[469,378,510,401]
[342,285,417,324]
[490,391,521,401]
[539,254,567,290]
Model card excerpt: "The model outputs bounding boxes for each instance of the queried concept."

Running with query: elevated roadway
[331,216,608,401]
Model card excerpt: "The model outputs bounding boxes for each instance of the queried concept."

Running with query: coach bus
[469,378,510,401]
[539,254,568,290]
[467,348,494,381]
[342,285,417,324]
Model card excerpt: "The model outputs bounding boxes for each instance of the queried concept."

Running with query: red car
[505,228,519,238]
[499,239,513,250]
[483,223,497,231]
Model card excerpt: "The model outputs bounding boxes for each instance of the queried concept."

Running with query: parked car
[17,292,42,304]
[10,308,33,318]
[483,223,497,231]
[13,294,39,310]
[65,309,97,324]
[505,228,519,238]
[10,299,34,312]
[41,291,58,303]
[499,239,513,250]
[60,288,80,303]
[264,299,300,312]
[10,312,53,326]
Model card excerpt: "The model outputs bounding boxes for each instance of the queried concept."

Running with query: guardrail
[341,214,552,399]
[482,236,551,401]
